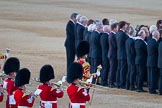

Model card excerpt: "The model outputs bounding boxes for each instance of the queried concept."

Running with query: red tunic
[77,59,91,81]
[14,89,35,107]
[37,84,64,108]
[0,84,3,102]
[3,78,18,108]
[67,83,90,108]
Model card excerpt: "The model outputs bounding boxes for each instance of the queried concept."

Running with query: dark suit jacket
[100,33,109,61]
[125,37,136,65]
[146,34,152,42]
[158,41,162,68]
[147,39,159,67]
[83,28,89,41]
[108,32,117,60]
[76,24,85,47]
[74,23,79,49]
[135,39,147,66]
[64,20,75,47]
[90,31,102,59]
[116,30,129,60]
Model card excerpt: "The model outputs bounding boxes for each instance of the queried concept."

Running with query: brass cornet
[32,77,63,88]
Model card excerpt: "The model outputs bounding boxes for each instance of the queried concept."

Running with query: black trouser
[65,46,75,72]
[126,65,136,89]
[136,65,146,90]
[101,58,109,85]
[147,67,159,92]
[109,59,117,85]
[91,58,102,74]
[159,69,162,93]
[91,58,102,83]
[116,60,127,88]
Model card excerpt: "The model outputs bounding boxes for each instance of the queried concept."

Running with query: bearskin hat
[77,41,90,58]
[39,64,55,83]
[15,68,31,87]
[3,57,20,75]
[66,62,83,83]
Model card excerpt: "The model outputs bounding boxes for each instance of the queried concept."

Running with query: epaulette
[82,62,90,68]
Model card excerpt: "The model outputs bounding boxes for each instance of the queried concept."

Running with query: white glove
[96,70,100,77]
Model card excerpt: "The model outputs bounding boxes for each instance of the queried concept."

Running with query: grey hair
[79,16,88,24]
[95,19,102,28]
[76,14,81,20]
[149,25,157,34]
[152,30,159,37]
[103,25,110,32]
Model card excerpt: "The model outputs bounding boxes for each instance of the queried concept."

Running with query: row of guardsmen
[64,12,162,94]
[0,40,95,108]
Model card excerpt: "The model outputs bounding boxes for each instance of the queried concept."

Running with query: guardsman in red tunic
[76,41,96,81]
[34,64,64,108]
[0,84,4,102]
[14,68,35,108]
[3,57,20,108]
[67,62,90,108]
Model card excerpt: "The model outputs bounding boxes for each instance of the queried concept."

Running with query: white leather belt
[41,101,57,104]
[71,103,86,105]
[18,106,28,108]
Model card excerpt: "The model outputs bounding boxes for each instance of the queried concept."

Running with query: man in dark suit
[83,19,94,41]
[90,21,103,77]
[100,25,110,86]
[125,26,136,90]
[146,25,158,42]
[158,37,162,95]
[74,14,81,50]
[135,30,147,92]
[64,13,78,72]
[108,23,118,88]
[116,21,129,88]
[147,30,160,94]
[83,20,94,64]
[76,16,88,50]
[88,24,96,72]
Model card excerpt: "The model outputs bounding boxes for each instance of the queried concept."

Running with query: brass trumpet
[24,87,38,98]
[32,77,63,88]
[0,72,7,79]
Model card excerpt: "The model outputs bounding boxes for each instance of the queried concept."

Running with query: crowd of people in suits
[64,12,162,95]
